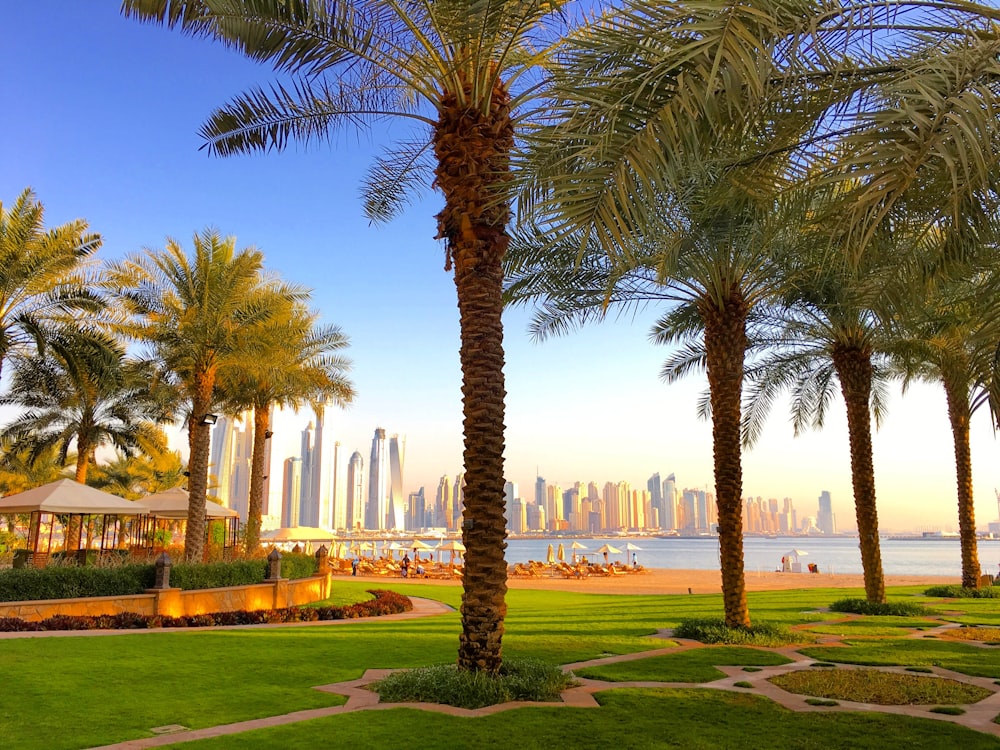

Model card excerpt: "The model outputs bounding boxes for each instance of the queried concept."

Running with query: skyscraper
[661,473,677,530]
[366,428,388,529]
[647,473,662,530]
[366,428,405,530]
[207,413,253,520]
[346,451,364,531]
[817,490,836,534]
[436,475,452,529]
[281,457,302,527]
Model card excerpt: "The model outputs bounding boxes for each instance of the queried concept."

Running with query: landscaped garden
[5,582,1000,749]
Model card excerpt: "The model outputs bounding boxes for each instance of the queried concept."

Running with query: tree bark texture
[434,77,513,674]
[943,372,980,588]
[832,344,885,603]
[700,285,750,629]
[245,404,271,555]
[184,367,215,563]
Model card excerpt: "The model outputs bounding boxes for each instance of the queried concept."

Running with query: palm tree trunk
[832,344,885,603]
[66,435,93,552]
[435,78,514,674]
[700,285,750,629]
[185,370,215,563]
[245,404,271,555]
[943,372,980,588]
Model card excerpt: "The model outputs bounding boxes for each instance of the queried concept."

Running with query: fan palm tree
[217,302,355,553]
[121,0,572,672]
[0,188,104,382]
[102,229,303,562]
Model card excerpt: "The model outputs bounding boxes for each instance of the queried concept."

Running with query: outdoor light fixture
[200,414,219,426]
[264,430,274,439]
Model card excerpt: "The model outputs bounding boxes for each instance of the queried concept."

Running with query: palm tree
[102,229,302,562]
[0,327,171,485]
[517,0,1000,621]
[217,302,355,553]
[890,267,1000,589]
[87,442,186,500]
[0,188,104,382]
[122,0,571,672]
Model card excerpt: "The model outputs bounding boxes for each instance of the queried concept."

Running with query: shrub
[673,618,802,647]
[0,553,320,602]
[0,564,155,602]
[829,598,932,617]
[923,585,1000,599]
[372,657,574,709]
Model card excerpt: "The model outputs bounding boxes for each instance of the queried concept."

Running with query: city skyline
[208,407,842,537]
[3,4,998,535]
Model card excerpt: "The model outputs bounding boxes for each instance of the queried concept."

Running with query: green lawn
[3,581,1000,749]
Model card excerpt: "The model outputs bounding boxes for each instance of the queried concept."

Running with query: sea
[502,536,1000,578]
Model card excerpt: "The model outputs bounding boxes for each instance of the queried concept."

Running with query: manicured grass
[166,689,1000,749]
[770,668,992,704]
[4,581,1000,750]
[799,638,1000,679]
[804,617,942,638]
[576,646,792,683]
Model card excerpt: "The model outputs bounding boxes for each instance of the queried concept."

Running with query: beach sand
[356,568,955,595]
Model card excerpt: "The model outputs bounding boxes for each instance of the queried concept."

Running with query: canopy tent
[782,549,808,572]
[133,487,240,556]
[260,526,336,553]
[0,479,150,566]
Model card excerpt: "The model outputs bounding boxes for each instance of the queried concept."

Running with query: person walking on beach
[351,557,359,576]
[401,553,411,578]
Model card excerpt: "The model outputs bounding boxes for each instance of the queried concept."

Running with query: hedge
[0,552,319,602]
[0,589,411,631]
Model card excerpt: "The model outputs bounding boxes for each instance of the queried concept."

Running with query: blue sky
[2,2,998,533]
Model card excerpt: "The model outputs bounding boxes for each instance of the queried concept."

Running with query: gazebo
[0,479,150,567]
[134,487,240,557]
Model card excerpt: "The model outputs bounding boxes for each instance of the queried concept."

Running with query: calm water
[504,536,1000,578]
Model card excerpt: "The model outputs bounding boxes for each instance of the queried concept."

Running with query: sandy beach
[353,568,955,595]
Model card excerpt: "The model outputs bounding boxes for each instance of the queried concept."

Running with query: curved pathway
[69,603,1000,748]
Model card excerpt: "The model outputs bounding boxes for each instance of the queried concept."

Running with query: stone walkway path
[59,601,1000,748]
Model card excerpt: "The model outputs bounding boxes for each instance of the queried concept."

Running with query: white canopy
[140,487,238,519]
[260,526,336,543]
[0,479,149,516]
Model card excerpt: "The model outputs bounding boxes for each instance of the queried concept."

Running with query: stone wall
[0,573,331,622]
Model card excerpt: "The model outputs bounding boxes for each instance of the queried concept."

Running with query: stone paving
[12,598,992,748]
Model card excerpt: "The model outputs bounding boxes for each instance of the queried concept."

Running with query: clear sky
[2,2,998,533]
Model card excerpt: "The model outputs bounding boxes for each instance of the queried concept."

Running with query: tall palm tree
[518,0,1000,621]
[0,188,104,382]
[102,229,303,562]
[890,267,1000,588]
[122,0,571,672]
[0,327,171,485]
[217,301,355,553]
[87,442,186,500]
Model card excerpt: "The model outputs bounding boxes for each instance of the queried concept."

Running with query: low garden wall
[0,573,331,622]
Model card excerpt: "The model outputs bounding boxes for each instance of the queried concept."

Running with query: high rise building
[366,428,405,530]
[281,457,302,527]
[661,474,677,530]
[207,414,253,520]
[408,487,426,530]
[436,475,452,529]
[298,422,318,527]
[387,433,405,529]
[647,473,662,530]
[504,481,519,531]
[817,490,836,534]
[453,472,465,529]
[346,451,365,531]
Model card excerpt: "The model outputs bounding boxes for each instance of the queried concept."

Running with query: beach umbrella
[625,542,642,566]
[436,539,466,563]
[595,543,623,565]
[570,541,587,563]
[546,544,555,564]
[557,543,565,562]
[409,538,433,560]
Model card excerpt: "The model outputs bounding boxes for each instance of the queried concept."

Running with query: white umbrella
[569,541,587,563]
[546,544,555,564]
[595,543,623,565]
